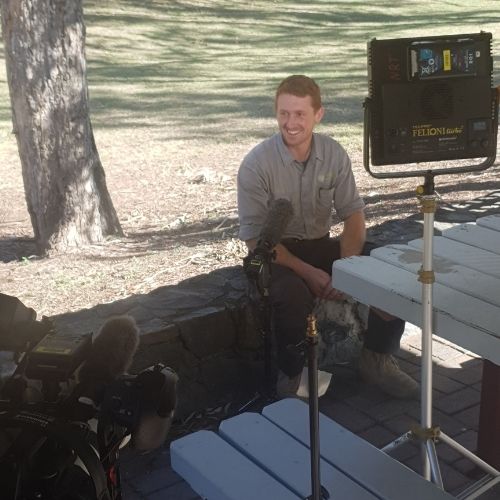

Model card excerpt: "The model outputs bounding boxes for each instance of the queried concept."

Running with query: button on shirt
[237,133,365,241]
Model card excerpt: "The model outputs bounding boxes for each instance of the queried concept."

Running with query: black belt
[281,233,329,245]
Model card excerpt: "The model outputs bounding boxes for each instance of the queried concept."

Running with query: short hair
[275,75,322,111]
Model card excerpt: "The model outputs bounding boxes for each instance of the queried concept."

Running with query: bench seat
[171,398,454,499]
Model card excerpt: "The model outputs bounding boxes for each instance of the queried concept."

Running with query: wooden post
[477,359,500,469]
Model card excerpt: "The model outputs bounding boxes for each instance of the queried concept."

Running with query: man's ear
[315,106,325,124]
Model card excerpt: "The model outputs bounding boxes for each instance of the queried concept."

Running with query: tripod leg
[440,431,500,477]
[421,443,431,481]
[425,439,443,489]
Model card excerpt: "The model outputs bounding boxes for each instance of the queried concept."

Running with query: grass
[1,1,500,316]
[2,1,500,156]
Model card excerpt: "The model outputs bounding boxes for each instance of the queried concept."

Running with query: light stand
[363,95,500,498]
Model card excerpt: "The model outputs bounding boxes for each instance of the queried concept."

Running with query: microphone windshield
[257,198,293,251]
[78,316,139,387]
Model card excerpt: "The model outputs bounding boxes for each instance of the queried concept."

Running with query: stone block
[133,336,198,379]
[233,303,262,351]
[94,298,136,318]
[140,322,179,344]
[178,308,236,358]
[53,309,104,337]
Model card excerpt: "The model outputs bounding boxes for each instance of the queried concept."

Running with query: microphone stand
[306,314,329,500]
[240,244,275,411]
[244,251,329,498]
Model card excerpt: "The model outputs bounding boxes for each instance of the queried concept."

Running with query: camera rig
[0,293,173,500]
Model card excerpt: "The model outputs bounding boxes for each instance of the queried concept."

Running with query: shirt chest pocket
[315,185,335,229]
[317,185,334,209]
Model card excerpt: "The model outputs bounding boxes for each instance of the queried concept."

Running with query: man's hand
[302,265,344,301]
[245,238,344,301]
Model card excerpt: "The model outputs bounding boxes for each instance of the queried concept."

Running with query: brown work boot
[358,348,419,399]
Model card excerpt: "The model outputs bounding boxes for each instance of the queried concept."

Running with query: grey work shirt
[237,132,365,241]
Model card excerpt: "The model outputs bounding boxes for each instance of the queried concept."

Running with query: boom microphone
[256,198,294,251]
[77,315,140,405]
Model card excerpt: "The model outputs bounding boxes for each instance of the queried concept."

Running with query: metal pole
[418,174,439,482]
[420,203,434,480]
[307,314,322,500]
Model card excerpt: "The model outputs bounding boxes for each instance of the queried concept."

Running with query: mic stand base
[306,485,330,500]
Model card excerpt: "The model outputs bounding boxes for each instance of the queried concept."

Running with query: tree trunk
[1,0,122,254]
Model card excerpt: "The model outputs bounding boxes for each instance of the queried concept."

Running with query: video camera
[0,293,177,500]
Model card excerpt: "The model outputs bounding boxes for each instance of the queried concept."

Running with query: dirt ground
[1,0,499,319]
[1,123,499,321]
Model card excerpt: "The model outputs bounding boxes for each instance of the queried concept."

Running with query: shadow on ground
[2,190,500,264]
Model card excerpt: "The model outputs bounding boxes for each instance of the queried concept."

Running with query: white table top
[332,214,500,365]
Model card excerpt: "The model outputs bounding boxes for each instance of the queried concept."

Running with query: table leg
[477,359,500,469]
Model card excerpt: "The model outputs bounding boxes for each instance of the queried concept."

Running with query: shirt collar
[275,133,322,167]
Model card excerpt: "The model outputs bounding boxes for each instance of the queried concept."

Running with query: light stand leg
[426,439,443,488]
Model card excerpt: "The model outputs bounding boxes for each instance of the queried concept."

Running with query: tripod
[379,171,500,498]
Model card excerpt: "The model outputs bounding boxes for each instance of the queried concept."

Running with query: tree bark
[1,0,122,254]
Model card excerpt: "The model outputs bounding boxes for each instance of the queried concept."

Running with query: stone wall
[52,264,370,418]
[53,266,263,418]
[50,215,445,418]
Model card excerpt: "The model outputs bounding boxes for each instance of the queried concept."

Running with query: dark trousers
[271,235,405,377]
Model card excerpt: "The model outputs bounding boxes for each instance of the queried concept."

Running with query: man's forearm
[245,236,343,299]
[340,210,366,257]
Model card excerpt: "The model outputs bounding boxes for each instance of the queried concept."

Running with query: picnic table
[171,398,454,499]
[332,214,500,470]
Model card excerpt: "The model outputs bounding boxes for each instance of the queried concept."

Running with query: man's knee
[270,265,313,312]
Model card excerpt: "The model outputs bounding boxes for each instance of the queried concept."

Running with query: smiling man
[237,75,419,400]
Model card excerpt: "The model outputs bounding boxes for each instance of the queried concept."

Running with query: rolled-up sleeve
[332,148,365,221]
[237,154,269,241]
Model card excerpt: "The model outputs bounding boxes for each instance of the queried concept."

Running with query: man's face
[276,93,324,151]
